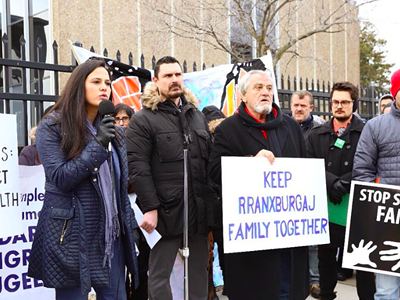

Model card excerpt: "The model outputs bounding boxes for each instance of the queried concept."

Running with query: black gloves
[329,180,350,205]
[95,116,115,148]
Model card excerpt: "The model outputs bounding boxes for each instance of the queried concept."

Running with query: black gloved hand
[95,115,115,148]
[329,180,349,205]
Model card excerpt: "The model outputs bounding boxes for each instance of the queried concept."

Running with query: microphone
[98,100,115,152]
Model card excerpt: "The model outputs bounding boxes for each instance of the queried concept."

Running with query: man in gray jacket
[353,68,400,300]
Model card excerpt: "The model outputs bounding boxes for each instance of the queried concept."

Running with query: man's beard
[334,114,352,122]
[167,91,182,99]
[165,84,182,99]
[255,103,272,115]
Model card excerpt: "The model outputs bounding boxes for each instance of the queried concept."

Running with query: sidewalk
[217,276,358,300]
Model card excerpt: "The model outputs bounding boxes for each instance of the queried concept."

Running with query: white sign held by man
[222,157,330,254]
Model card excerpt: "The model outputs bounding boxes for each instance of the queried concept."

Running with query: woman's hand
[96,116,115,148]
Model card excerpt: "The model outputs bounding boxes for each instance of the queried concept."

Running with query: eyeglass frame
[114,116,130,124]
[330,99,354,108]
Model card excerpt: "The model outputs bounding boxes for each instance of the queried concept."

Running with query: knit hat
[391,69,400,99]
[202,105,226,123]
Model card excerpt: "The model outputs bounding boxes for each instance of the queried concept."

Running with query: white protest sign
[0,114,20,238]
[128,193,162,248]
[222,157,330,254]
[0,165,54,299]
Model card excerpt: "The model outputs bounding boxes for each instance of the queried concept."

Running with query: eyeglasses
[331,100,353,107]
[114,116,130,124]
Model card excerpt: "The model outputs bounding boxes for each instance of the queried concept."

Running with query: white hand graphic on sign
[344,239,377,268]
[379,241,400,271]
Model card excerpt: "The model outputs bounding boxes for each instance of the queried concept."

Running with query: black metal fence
[278,75,379,119]
[0,35,379,148]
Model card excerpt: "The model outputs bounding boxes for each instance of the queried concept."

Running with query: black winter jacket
[306,116,364,197]
[126,82,215,237]
[306,115,364,245]
[208,102,309,300]
[28,118,139,294]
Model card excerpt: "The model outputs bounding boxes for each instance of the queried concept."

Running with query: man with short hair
[353,69,400,300]
[307,81,376,300]
[378,94,394,115]
[290,90,325,298]
[126,56,214,300]
[291,90,325,139]
[209,70,309,300]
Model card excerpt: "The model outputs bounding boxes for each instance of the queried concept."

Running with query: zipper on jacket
[59,219,68,245]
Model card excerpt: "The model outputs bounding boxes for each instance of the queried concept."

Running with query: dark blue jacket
[28,116,139,293]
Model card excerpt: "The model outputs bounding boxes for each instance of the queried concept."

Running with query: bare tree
[145,0,378,67]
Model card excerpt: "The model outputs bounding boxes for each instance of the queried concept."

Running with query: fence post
[128,52,133,65]
[141,54,145,68]
[367,85,376,116]
[53,41,60,96]
[2,33,10,113]
[36,37,44,119]
[152,55,156,70]
[20,36,28,145]
[183,60,187,73]
[193,61,197,72]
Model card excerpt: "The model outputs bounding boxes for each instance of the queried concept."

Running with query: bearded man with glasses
[306,81,376,300]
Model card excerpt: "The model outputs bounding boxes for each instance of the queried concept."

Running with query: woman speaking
[28,58,139,300]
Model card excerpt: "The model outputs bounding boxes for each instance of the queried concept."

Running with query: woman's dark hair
[114,103,134,118]
[46,57,111,159]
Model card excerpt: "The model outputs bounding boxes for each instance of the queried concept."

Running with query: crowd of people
[21,55,400,300]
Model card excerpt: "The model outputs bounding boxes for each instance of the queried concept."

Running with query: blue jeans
[56,238,126,300]
[309,245,319,285]
[375,273,400,300]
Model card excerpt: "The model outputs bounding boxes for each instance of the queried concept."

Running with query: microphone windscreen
[98,100,115,116]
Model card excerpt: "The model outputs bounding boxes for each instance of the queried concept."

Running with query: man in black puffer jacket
[126,56,215,300]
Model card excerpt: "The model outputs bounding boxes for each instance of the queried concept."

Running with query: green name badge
[334,138,345,149]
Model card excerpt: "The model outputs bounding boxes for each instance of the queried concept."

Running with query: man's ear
[152,76,158,83]
[240,93,246,103]
[310,104,314,111]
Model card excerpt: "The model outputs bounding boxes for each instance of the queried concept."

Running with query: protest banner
[0,114,20,238]
[222,157,330,254]
[71,45,277,116]
[0,165,53,299]
[343,181,400,277]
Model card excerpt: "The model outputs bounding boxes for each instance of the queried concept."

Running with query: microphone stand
[183,145,190,300]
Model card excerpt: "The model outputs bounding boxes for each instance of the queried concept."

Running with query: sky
[358,0,400,74]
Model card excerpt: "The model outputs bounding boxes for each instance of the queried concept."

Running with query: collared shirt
[333,116,352,137]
